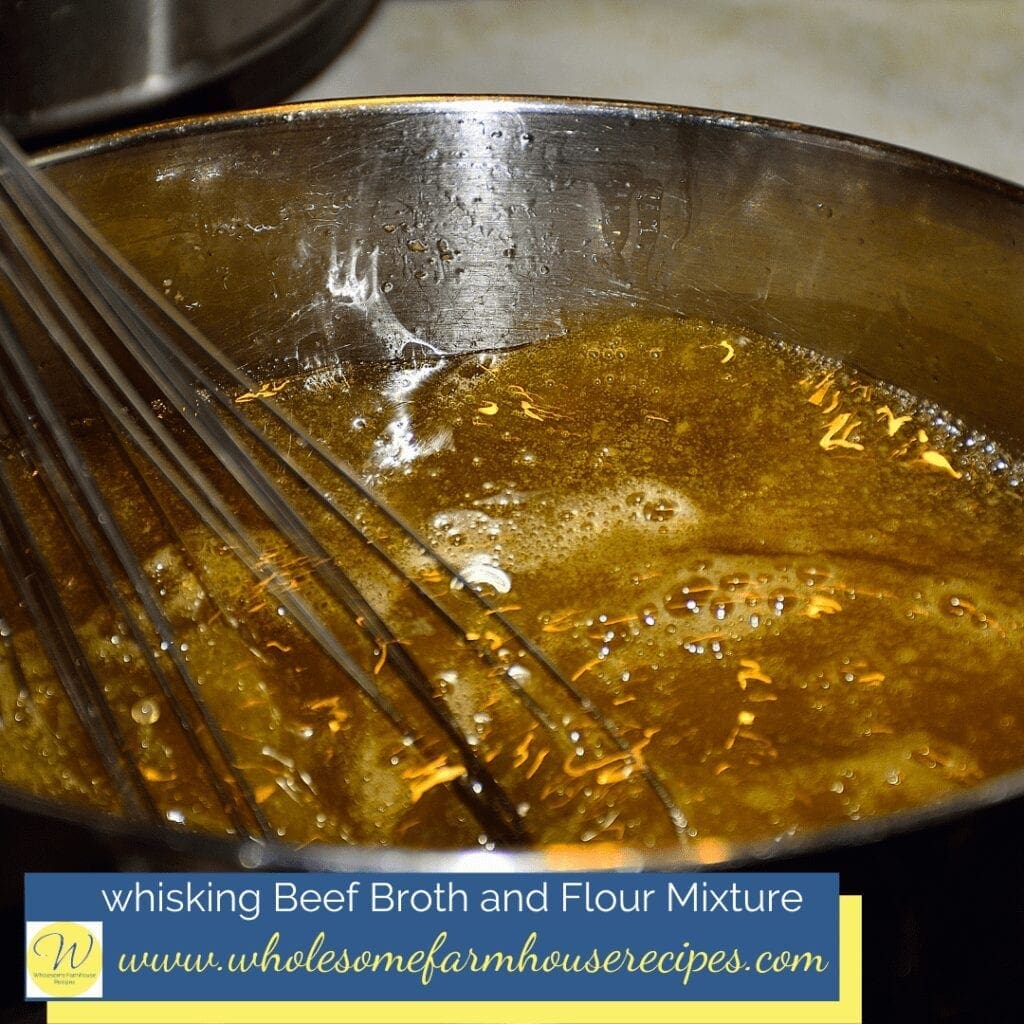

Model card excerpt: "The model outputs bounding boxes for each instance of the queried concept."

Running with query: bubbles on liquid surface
[450,557,512,596]
[131,698,161,726]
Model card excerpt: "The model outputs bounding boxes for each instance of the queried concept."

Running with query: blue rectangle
[25,872,839,1002]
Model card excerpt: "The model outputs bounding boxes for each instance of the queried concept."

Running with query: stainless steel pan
[3,98,1023,1018]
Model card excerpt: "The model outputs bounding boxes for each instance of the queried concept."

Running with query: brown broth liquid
[2,315,1023,853]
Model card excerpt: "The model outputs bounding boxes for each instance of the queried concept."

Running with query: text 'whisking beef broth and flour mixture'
[2,316,1023,851]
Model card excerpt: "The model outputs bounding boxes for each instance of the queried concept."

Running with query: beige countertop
[293,0,1024,184]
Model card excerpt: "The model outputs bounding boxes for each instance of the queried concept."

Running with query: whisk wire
[0,380,157,821]
[0,127,690,845]
[0,159,526,846]
[0,249,273,837]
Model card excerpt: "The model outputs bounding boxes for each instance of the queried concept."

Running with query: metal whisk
[0,127,687,849]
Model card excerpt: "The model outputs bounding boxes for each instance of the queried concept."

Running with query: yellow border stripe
[49,896,861,1024]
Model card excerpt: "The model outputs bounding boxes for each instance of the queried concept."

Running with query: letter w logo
[33,930,95,970]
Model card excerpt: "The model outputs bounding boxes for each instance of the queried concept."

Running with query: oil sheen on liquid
[1,315,1022,854]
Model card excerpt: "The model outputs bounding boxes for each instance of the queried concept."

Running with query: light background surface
[291,0,1024,185]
